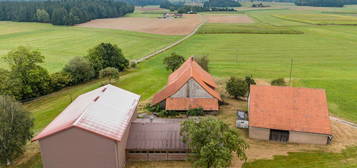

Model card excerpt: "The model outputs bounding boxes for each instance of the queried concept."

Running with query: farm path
[134,14,207,64]
[330,116,357,128]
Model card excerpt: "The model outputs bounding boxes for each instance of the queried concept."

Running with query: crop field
[197,23,303,34]
[77,14,203,35]
[5,5,357,168]
[275,14,357,25]
[0,21,181,72]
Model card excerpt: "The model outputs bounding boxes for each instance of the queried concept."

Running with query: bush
[99,67,120,84]
[226,77,248,99]
[130,61,137,68]
[163,52,185,72]
[145,104,162,112]
[187,108,204,116]
[194,56,209,72]
[50,72,73,91]
[271,78,286,86]
[86,43,129,75]
[245,75,256,91]
[63,56,95,84]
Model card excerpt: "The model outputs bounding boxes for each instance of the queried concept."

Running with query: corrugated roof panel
[32,84,140,142]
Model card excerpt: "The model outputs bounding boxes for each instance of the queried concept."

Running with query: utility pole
[289,58,293,86]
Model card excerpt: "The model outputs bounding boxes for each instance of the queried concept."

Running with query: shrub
[0,96,33,166]
[63,56,95,84]
[130,61,137,68]
[50,72,73,91]
[86,43,129,75]
[145,104,162,112]
[99,67,120,84]
[245,75,256,91]
[163,52,185,72]
[271,78,286,86]
[187,108,204,116]
[226,77,248,99]
[194,56,209,72]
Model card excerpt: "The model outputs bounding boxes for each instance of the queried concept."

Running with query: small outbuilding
[126,119,189,161]
[32,85,140,168]
[248,85,332,145]
[152,57,222,112]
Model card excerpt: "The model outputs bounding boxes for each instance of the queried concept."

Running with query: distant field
[275,14,357,25]
[198,23,303,34]
[77,14,202,35]
[0,21,181,72]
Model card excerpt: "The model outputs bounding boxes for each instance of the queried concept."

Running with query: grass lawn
[0,21,181,72]
[243,146,357,168]
[197,23,303,34]
[275,14,357,25]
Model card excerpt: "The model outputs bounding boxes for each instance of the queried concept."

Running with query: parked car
[236,111,248,128]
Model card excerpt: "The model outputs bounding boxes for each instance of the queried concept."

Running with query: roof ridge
[73,86,108,126]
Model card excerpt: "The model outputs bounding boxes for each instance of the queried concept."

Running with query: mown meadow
[0,21,181,72]
[3,4,357,168]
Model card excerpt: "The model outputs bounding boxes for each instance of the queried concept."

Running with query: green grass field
[197,23,303,34]
[243,147,357,168]
[6,5,357,168]
[0,21,181,72]
[275,14,357,25]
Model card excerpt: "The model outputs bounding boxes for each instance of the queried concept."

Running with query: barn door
[269,129,289,142]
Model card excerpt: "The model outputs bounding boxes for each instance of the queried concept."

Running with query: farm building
[126,119,189,161]
[248,85,332,145]
[152,57,222,112]
[32,85,141,168]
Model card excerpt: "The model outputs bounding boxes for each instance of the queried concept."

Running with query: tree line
[295,0,344,7]
[0,0,134,25]
[160,0,240,13]
[0,43,130,102]
[120,0,166,6]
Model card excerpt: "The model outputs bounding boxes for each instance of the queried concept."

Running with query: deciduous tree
[86,43,129,75]
[226,77,248,99]
[63,56,95,84]
[2,46,51,100]
[181,117,248,168]
[0,96,33,166]
[163,53,185,72]
[194,56,209,72]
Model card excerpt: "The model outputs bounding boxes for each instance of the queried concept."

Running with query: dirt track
[76,14,203,35]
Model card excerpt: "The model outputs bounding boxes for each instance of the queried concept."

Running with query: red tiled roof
[152,57,221,105]
[32,85,140,142]
[166,98,219,111]
[249,85,332,135]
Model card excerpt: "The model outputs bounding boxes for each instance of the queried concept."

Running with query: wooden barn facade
[152,57,222,112]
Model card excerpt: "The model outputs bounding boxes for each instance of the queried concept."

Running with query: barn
[32,84,140,168]
[152,57,222,112]
[248,85,332,145]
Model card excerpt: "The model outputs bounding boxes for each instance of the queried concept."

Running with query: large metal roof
[32,84,140,142]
